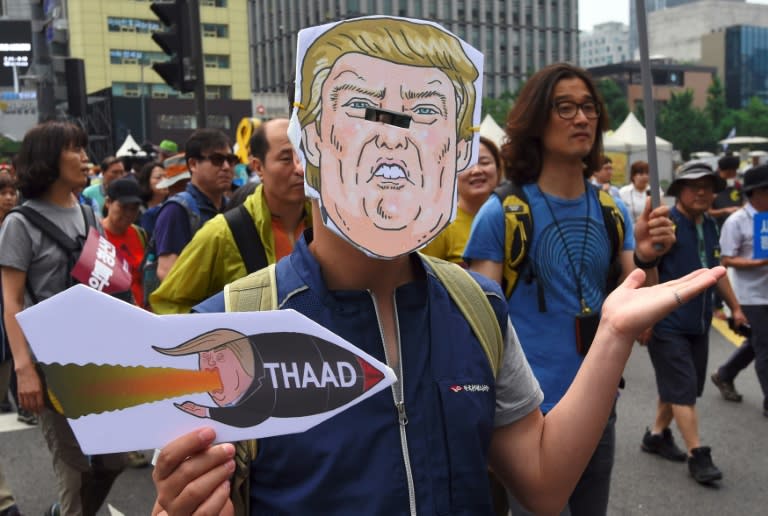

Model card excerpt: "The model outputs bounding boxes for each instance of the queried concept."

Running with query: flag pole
[635,0,661,208]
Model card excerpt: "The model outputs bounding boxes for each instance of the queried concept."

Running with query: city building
[702,25,768,108]
[0,2,35,142]
[647,0,768,62]
[588,60,716,112]
[628,0,702,59]
[579,21,629,68]
[3,0,251,154]
[249,0,579,115]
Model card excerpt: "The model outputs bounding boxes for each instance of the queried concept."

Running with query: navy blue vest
[655,206,720,335]
[248,238,504,515]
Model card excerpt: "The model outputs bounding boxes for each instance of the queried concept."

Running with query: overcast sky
[579,0,768,31]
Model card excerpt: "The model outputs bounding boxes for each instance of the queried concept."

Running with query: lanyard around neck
[539,184,593,313]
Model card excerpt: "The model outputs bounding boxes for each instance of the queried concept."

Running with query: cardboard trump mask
[289,16,483,258]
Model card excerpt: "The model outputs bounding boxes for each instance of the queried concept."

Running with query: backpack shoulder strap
[11,206,79,252]
[595,188,625,264]
[421,254,503,378]
[224,205,268,274]
[168,191,202,235]
[132,224,148,249]
[80,204,99,235]
[224,263,277,313]
[494,182,533,299]
[231,439,258,515]
[224,264,278,515]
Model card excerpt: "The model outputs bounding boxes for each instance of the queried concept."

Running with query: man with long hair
[465,63,676,515]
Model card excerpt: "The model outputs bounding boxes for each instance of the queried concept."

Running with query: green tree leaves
[657,89,714,160]
[597,78,629,130]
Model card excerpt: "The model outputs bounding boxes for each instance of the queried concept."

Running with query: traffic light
[150,0,195,93]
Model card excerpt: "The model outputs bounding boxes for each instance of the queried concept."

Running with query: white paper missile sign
[16,285,396,454]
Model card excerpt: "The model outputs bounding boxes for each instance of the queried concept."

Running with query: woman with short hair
[0,120,126,516]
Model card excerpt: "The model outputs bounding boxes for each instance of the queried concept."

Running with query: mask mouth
[374,164,406,180]
[368,162,415,186]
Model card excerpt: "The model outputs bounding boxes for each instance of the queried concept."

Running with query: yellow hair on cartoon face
[154,328,255,378]
[297,17,479,191]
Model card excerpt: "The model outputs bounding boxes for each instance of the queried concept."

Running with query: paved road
[609,326,767,515]
[1,326,765,515]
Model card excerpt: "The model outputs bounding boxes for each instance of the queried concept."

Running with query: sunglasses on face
[197,152,239,167]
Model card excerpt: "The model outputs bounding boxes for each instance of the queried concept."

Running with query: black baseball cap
[107,177,143,204]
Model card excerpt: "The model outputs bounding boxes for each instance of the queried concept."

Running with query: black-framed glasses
[197,152,239,167]
[552,100,601,120]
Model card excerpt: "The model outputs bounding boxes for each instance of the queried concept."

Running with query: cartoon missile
[15,284,395,454]
[154,329,387,428]
[38,329,386,428]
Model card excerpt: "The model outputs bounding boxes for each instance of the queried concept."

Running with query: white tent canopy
[719,136,768,145]
[610,112,672,151]
[479,114,506,150]
[603,112,674,186]
[116,133,146,158]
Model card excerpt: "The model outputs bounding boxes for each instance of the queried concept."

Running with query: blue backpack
[141,191,201,308]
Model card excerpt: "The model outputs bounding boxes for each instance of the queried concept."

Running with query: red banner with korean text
[71,228,132,294]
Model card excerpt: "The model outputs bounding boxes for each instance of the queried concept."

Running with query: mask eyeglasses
[552,100,601,120]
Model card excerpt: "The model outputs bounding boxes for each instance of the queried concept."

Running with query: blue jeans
[506,403,616,516]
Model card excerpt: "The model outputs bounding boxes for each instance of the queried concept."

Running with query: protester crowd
[0,49,766,516]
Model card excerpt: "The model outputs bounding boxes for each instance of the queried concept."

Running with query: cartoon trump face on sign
[290,17,483,258]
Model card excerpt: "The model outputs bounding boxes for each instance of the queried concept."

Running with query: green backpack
[223,255,504,515]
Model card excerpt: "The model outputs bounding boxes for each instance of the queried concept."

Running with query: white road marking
[0,412,36,433]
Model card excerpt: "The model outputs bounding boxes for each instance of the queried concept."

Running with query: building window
[429,0,437,18]
[158,114,197,130]
[204,55,231,69]
[205,85,232,100]
[108,17,160,33]
[112,82,147,97]
[202,23,229,38]
[207,114,231,129]
[151,84,181,98]
[110,49,169,66]
[201,0,228,6]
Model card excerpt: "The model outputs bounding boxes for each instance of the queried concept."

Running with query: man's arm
[489,266,725,514]
[715,275,748,327]
[708,205,740,219]
[621,199,676,286]
[721,255,768,269]
[464,195,505,284]
[156,254,178,282]
[153,202,193,282]
[469,259,502,284]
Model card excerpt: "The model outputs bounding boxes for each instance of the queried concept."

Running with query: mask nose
[374,125,409,151]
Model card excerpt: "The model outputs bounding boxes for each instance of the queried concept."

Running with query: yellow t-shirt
[420,207,474,266]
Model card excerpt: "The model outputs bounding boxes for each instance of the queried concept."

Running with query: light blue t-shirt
[81,183,105,215]
[464,183,633,412]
